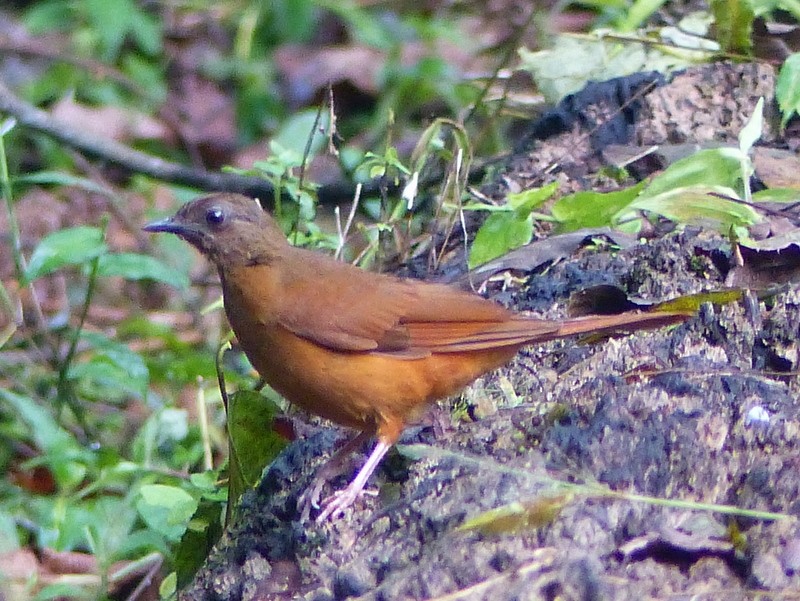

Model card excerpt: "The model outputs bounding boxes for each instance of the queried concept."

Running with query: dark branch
[0,78,373,205]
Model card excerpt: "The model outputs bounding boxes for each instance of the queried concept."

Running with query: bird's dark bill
[142,217,183,234]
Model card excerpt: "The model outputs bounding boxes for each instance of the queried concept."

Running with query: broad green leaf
[507,182,559,216]
[174,497,224,587]
[641,148,743,199]
[272,109,331,158]
[227,390,286,516]
[777,53,800,129]
[160,573,177,599]
[711,0,754,54]
[128,5,162,55]
[98,253,189,288]
[518,34,695,104]
[552,182,645,232]
[462,203,517,213]
[83,0,140,59]
[22,0,72,34]
[628,185,761,231]
[136,484,197,542]
[468,212,533,269]
[23,226,107,284]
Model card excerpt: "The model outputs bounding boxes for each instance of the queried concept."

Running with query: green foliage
[550,102,764,235]
[81,0,162,60]
[69,331,150,401]
[96,253,189,288]
[1,388,91,492]
[136,484,198,543]
[711,0,755,54]
[552,183,645,232]
[22,226,107,284]
[467,183,558,268]
[468,100,767,259]
[173,489,225,588]
[228,110,330,240]
[0,119,229,595]
[227,390,287,517]
[470,212,533,270]
[520,4,764,105]
[518,33,701,104]
[777,53,800,129]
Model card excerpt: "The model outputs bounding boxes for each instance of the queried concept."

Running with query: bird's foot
[315,485,377,523]
[297,477,327,522]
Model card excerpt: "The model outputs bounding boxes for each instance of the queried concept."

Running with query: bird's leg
[315,439,392,522]
[298,430,372,521]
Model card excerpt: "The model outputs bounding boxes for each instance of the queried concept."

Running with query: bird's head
[143,193,287,268]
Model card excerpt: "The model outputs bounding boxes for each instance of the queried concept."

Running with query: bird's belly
[231,321,516,433]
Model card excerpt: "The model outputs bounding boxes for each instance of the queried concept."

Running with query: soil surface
[181,62,800,600]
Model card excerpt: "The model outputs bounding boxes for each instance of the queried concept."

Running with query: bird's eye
[206,207,225,226]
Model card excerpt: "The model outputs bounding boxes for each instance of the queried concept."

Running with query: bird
[144,192,689,522]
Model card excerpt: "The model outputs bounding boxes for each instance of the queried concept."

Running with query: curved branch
[0,79,371,205]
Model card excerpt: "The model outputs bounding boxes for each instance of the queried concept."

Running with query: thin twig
[335,183,362,261]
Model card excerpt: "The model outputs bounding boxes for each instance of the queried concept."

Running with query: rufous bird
[144,193,688,521]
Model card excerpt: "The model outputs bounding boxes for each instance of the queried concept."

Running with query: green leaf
[160,573,177,599]
[23,226,107,284]
[227,390,286,515]
[468,212,533,268]
[739,97,764,155]
[518,34,696,104]
[552,182,645,232]
[641,148,743,199]
[36,583,87,600]
[628,185,761,231]
[174,497,224,587]
[507,182,559,216]
[97,253,189,288]
[22,0,73,34]
[128,6,162,55]
[136,484,197,542]
[777,53,800,129]
[272,110,331,158]
[711,0,754,54]
[83,0,142,59]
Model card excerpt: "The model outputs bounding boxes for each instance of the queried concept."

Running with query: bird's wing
[272,248,538,356]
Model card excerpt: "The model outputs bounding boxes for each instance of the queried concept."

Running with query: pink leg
[297,430,372,521]
[316,440,391,522]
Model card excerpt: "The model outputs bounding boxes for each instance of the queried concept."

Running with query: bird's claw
[297,479,326,522]
[315,486,377,523]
